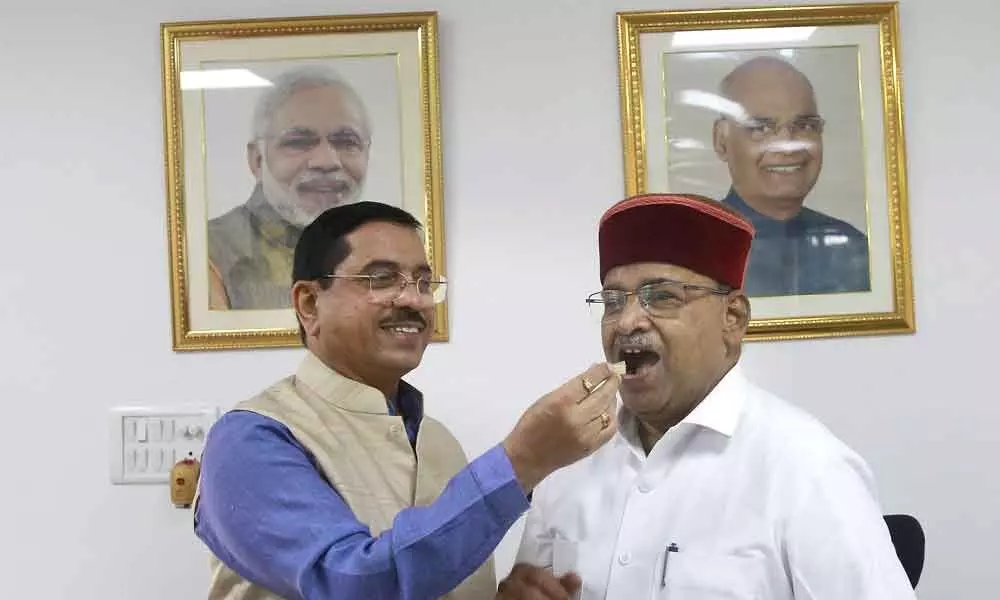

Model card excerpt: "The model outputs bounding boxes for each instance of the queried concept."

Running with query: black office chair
[883,514,924,588]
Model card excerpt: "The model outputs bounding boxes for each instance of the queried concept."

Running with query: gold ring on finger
[589,375,611,395]
[599,412,611,430]
[581,377,595,394]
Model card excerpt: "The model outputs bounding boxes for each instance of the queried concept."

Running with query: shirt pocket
[655,551,765,600]
[552,538,579,577]
[551,539,584,600]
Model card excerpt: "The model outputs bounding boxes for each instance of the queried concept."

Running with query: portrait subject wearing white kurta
[515,364,916,600]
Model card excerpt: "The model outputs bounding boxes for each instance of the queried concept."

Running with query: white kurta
[516,364,916,600]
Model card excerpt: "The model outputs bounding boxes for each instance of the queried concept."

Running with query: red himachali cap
[598,193,755,288]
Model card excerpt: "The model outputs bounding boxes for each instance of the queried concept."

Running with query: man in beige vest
[194,201,622,599]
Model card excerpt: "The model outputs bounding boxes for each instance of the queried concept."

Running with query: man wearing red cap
[497,193,915,599]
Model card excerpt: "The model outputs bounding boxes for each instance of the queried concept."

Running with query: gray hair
[250,64,372,141]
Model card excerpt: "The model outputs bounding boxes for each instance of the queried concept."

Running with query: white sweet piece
[609,361,627,376]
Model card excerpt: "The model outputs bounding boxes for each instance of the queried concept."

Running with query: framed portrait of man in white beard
[162,12,447,351]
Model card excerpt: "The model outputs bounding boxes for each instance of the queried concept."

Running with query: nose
[773,123,794,141]
[614,295,650,335]
[392,279,429,309]
[307,139,343,171]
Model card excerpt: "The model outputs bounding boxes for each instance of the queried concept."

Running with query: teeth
[391,326,419,334]
[766,165,801,173]
[623,349,642,354]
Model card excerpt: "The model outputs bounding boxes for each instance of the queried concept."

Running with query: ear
[722,291,750,346]
[292,281,321,341]
[712,118,729,162]
[247,141,263,180]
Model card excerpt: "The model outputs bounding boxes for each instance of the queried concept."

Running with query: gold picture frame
[161,12,447,351]
[617,2,914,341]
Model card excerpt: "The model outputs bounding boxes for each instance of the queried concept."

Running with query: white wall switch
[109,407,220,484]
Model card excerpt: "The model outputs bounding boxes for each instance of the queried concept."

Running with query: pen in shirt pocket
[660,542,679,587]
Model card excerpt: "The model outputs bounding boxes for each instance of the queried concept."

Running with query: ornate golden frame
[617,3,914,342]
[161,12,447,351]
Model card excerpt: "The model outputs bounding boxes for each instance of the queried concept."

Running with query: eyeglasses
[586,279,731,322]
[322,270,448,305]
[727,115,825,141]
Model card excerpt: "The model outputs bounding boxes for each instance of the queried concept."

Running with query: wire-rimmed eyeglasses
[586,279,731,322]
[322,271,448,305]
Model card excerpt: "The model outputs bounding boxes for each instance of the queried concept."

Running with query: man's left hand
[496,563,581,600]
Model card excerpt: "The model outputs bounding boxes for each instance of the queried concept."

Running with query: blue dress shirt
[194,383,528,600]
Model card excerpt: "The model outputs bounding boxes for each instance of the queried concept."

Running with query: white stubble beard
[259,148,364,228]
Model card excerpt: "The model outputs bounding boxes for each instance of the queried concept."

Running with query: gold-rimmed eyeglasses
[586,279,730,322]
[322,271,448,305]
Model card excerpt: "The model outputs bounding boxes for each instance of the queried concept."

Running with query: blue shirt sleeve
[194,410,528,600]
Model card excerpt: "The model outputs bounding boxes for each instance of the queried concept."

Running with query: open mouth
[381,322,425,337]
[619,347,661,377]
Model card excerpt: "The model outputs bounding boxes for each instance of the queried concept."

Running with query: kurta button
[618,552,631,565]
[637,481,652,493]
[390,424,403,435]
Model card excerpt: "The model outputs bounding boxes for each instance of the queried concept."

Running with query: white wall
[1,0,996,598]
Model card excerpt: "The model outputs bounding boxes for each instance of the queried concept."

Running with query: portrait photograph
[161,12,447,350]
[617,2,915,341]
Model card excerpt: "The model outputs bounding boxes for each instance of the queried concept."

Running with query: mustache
[613,333,657,349]
[295,171,353,189]
[380,308,427,328]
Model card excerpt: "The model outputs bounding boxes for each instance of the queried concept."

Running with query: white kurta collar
[681,362,746,437]
[616,362,748,451]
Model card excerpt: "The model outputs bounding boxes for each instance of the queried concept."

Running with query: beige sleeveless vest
[201,353,497,599]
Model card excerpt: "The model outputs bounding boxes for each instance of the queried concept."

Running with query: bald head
[712,56,823,220]
[719,56,816,112]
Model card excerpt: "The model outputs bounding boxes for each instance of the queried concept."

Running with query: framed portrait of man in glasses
[617,3,915,341]
[161,12,448,351]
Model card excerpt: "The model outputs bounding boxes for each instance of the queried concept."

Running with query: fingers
[575,363,616,399]
[498,564,575,600]
[550,363,618,414]
[587,406,619,446]
[559,572,582,594]
[558,363,620,447]
[576,376,618,415]
[575,366,620,421]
